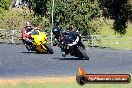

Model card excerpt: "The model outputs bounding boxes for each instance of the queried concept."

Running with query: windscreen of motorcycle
[32,30,39,35]
[64,32,78,45]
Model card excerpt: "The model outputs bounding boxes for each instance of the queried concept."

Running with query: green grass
[100,37,132,50]
[100,24,132,50]
[84,21,132,50]
[100,22,132,37]
[0,82,132,88]
[83,36,132,50]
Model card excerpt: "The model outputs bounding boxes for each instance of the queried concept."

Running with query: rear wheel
[44,43,54,54]
[77,47,89,60]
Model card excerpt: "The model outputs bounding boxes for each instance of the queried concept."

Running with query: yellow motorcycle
[30,30,54,54]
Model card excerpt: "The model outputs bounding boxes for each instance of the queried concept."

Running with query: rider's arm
[61,31,69,35]
[22,29,31,41]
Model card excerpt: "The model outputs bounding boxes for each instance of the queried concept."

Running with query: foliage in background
[0,8,50,33]
[0,8,33,30]
[0,0,25,30]
[25,0,48,16]
[53,0,102,35]
[0,0,132,36]
[99,0,132,35]
[0,0,11,10]
[25,0,132,35]
[28,15,51,33]
[21,0,102,35]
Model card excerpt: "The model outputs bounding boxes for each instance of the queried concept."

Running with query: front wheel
[44,43,54,54]
[77,47,89,60]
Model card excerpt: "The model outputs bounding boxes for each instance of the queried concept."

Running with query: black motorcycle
[58,32,89,60]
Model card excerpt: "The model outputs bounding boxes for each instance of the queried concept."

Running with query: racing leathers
[22,27,35,51]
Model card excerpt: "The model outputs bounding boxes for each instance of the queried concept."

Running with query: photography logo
[76,67,131,85]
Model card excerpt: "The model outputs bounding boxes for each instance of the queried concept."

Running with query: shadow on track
[22,51,48,54]
[53,57,89,60]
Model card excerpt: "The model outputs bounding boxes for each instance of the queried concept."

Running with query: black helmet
[52,26,60,36]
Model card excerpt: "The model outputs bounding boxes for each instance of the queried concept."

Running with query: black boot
[25,44,31,51]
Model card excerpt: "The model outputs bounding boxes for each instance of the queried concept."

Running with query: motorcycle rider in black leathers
[52,26,85,57]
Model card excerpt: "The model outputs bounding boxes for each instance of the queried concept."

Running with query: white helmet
[25,22,32,27]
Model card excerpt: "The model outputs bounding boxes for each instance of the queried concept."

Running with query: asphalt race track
[0,44,132,77]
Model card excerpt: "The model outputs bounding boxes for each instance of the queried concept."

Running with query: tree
[24,0,101,35]
[53,0,101,35]
[26,0,132,35]
[99,0,132,35]
[0,0,12,10]
[25,0,48,16]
